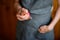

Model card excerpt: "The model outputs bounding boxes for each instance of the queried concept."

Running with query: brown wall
[0,0,17,40]
[0,0,60,40]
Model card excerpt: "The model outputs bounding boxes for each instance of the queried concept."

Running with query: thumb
[22,8,29,13]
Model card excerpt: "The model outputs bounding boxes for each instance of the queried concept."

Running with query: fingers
[22,8,28,13]
[16,13,31,21]
[20,14,31,20]
[38,28,45,33]
[16,14,27,21]
[21,8,29,15]
[17,8,28,15]
[16,8,31,21]
[38,25,50,33]
[16,15,24,21]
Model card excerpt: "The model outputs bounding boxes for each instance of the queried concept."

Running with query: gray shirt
[20,0,53,14]
[19,0,53,31]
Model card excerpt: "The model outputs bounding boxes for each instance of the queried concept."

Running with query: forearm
[48,7,60,30]
[14,0,22,12]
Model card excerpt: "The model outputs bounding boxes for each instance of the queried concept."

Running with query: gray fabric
[16,0,54,40]
[21,0,52,14]
[16,13,54,40]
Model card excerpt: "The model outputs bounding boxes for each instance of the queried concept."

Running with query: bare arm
[58,0,60,6]
[15,0,31,21]
[14,0,22,13]
[48,0,60,30]
[38,0,60,33]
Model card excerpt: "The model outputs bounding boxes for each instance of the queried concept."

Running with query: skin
[14,0,31,21]
[15,0,60,33]
[39,0,60,33]
[16,8,31,21]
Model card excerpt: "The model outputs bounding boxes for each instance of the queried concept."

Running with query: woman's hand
[38,25,53,33]
[16,8,31,21]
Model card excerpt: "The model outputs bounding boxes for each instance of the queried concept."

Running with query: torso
[20,0,53,14]
[21,0,52,9]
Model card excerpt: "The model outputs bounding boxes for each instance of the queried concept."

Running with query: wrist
[17,6,22,12]
[48,24,54,31]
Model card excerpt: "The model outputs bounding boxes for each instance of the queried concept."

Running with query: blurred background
[0,0,60,40]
